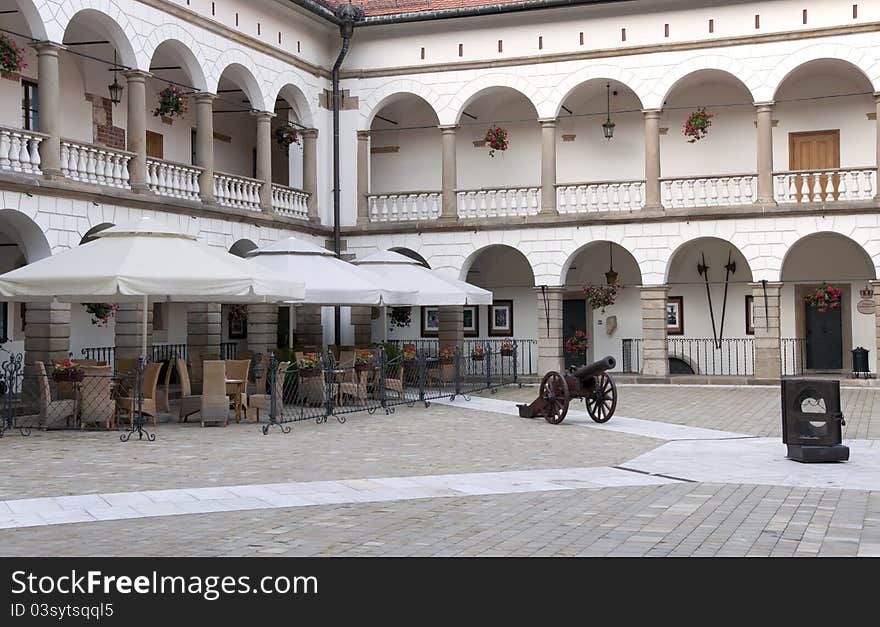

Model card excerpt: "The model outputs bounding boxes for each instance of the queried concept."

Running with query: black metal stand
[120,355,155,442]
[262,352,291,435]
[0,352,28,437]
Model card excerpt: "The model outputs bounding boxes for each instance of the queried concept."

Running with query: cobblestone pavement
[3,385,880,557]
[3,483,878,557]
[482,384,880,439]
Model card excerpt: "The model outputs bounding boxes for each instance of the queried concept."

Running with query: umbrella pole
[142,294,148,358]
[383,305,387,343]
[121,293,155,443]
[289,306,295,350]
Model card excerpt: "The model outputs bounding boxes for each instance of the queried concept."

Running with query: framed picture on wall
[421,306,439,337]
[745,295,755,335]
[666,296,684,335]
[489,300,514,336]
[463,306,479,337]
[228,316,247,340]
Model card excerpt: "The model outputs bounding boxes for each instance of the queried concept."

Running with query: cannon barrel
[571,356,616,381]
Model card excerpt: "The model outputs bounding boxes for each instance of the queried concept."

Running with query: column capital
[538,117,558,128]
[754,101,775,112]
[874,92,880,104]
[642,108,663,119]
[639,284,669,295]
[748,281,784,289]
[29,40,65,54]
[438,124,459,134]
[251,110,276,121]
[121,69,152,82]
[301,127,318,139]
[194,92,217,104]
[532,285,566,295]
[357,130,370,140]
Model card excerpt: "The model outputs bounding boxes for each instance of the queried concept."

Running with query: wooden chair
[225,359,251,422]
[200,360,229,426]
[78,365,115,429]
[115,362,163,428]
[175,358,202,423]
[248,361,289,423]
[35,361,76,428]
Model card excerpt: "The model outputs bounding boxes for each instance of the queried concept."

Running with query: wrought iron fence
[621,338,642,373]
[385,339,537,376]
[781,338,806,376]
[621,338,755,375]
[221,342,238,360]
[80,345,115,364]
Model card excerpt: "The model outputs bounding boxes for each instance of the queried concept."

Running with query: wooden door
[804,300,843,371]
[788,130,840,202]
[563,299,587,370]
[146,131,164,160]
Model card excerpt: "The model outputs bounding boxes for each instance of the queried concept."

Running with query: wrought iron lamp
[108,50,123,105]
[604,243,618,285]
[601,83,615,140]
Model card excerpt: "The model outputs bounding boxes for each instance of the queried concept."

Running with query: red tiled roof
[319,0,538,18]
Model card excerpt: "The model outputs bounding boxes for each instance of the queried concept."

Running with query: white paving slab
[624,438,880,490]
[0,467,678,530]
[432,396,748,441]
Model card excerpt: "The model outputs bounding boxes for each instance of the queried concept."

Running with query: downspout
[332,2,364,346]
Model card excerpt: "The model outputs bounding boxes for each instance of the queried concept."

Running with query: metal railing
[621,338,755,376]
[81,343,231,365]
[781,338,806,376]
[221,342,238,360]
[621,338,642,374]
[384,339,538,376]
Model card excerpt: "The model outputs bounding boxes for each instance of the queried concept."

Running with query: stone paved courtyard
[2,384,880,557]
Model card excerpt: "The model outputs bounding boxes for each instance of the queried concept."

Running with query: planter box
[53,371,85,382]
[298,367,321,378]
[354,364,372,373]
[161,116,174,125]
[500,349,513,357]
[471,355,485,361]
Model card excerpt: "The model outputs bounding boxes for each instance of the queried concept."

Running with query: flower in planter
[354,350,374,369]
[228,304,249,322]
[484,126,508,157]
[0,34,26,78]
[153,85,188,119]
[471,345,485,359]
[583,282,621,313]
[500,341,514,355]
[804,283,842,313]
[298,352,321,368]
[564,330,589,354]
[387,306,412,329]
[402,344,417,361]
[53,359,83,378]
[683,107,713,143]
[439,346,455,362]
[83,303,119,326]
[274,122,301,155]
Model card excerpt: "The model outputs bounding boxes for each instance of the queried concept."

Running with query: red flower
[484,126,509,157]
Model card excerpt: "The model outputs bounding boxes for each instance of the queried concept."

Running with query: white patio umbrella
[0,218,305,356]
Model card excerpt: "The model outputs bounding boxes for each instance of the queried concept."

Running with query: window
[21,80,38,131]
[0,302,8,343]
[152,303,166,332]
[191,129,197,165]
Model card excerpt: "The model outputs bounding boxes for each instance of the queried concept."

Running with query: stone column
[875,95,880,201]
[186,303,221,392]
[640,285,668,377]
[114,302,153,361]
[24,302,70,371]
[438,306,464,352]
[302,128,319,222]
[350,306,373,347]
[357,130,370,223]
[539,118,558,214]
[194,92,216,201]
[294,304,324,348]
[440,125,458,220]
[870,280,880,374]
[122,70,151,192]
[643,109,662,209]
[750,282,782,380]
[535,286,564,374]
[31,42,64,177]
[246,303,278,358]
[253,111,274,212]
[755,102,776,205]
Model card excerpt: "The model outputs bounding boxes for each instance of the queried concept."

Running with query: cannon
[517,356,617,424]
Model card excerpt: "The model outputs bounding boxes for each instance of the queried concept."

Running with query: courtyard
[1,384,879,557]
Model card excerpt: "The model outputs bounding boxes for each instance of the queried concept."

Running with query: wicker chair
[78,365,115,429]
[200,360,229,426]
[115,362,163,428]
[248,361,289,423]
[175,358,201,423]
[225,359,251,422]
[155,360,174,413]
[35,361,76,428]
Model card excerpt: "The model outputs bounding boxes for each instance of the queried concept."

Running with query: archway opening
[272,85,309,190]
[213,65,261,182]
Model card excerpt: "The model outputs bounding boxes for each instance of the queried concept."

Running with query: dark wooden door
[563,299,587,370]
[804,301,843,370]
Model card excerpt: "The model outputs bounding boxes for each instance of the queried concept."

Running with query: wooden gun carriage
[517,356,617,424]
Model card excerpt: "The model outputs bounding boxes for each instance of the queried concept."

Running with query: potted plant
[274,122,301,155]
[484,126,508,157]
[297,352,322,378]
[439,346,455,365]
[0,34,25,79]
[53,359,84,382]
[564,330,589,360]
[83,302,120,326]
[354,349,374,372]
[804,283,842,313]
[401,344,418,376]
[583,282,621,313]
[153,85,188,123]
[683,107,712,143]
[228,303,249,322]
[471,345,486,361]
[500,341,514,357]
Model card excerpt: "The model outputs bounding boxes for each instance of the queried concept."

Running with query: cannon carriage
[517,356,617,424]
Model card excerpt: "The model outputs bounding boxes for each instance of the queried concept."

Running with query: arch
[460,244,536,285]
[362,86,443,129]
[650,59,760,109]
[145,33,208,92]
[560,241,643,286]
[553,65,648,116]
[665,236,754,284]
[267,77,316,127]
[229,238,258,258]
[446,73,543,126]
[780,232,876,282]
[5,0,48,40]
[79,222,114,245]
[0,209,51,263]
[765,44,879,101]
[61,8,140,70]
[209,52,265,109]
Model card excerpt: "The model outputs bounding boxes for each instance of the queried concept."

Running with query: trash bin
[781,378,849,463]
[851,346,870,378]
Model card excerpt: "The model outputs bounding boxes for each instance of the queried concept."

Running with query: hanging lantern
[604,243,618,285]
[601,83,615,140]
[108,50,123,105]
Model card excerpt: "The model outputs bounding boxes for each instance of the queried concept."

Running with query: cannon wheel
[585,373,617,423]
[540,371,570,424]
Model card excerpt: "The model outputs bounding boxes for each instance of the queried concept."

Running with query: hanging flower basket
[228,304,249,322]
[387,306,412,329]
[274,122,301,155]
[439,346,455,365]
[683,107,713,143]
[53,359,84,382]
[564,330,589,354]
[804,283,842,313]
[153,85,188,120]
[0,34,25,79]
[83,303,119,326]
[583,282,621,313]
[500,341,514,357]
[484,126,508,157]
[471,345,486,361]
